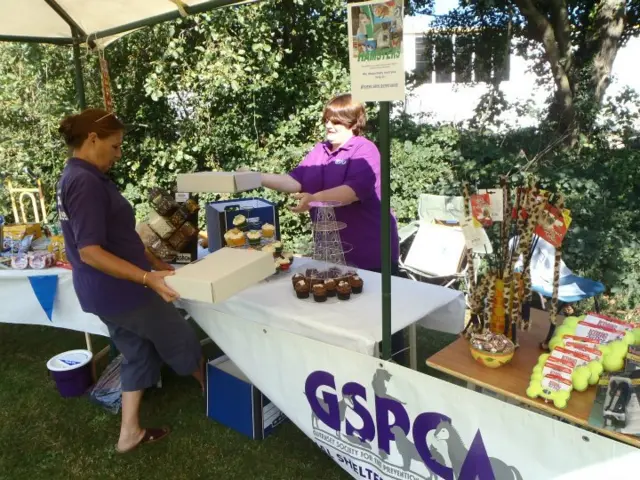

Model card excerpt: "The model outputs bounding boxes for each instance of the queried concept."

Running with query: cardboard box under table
[165,247,275,303]
[206,356,287,440]
[206,198,280,253]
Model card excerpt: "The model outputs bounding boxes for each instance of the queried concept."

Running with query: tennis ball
[563,316,582,329]
[603,352,625,372]
[572,367,591,392]
[526,382,542,399]
[553,391,570,409]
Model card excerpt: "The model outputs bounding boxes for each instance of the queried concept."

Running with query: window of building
[414,30,510,85]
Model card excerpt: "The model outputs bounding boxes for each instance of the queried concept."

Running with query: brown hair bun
[58,108,124,148]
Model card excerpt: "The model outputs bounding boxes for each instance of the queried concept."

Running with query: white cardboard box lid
[165,247,274,303]
[209,356,250,383]
[176,171,261,193]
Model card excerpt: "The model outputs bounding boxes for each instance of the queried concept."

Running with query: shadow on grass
[0,321,460,480]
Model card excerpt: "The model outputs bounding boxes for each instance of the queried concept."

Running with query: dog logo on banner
[305,368,523,480]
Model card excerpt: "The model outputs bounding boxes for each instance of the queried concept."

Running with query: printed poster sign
[182,304,640,480]
[347,0,405,102]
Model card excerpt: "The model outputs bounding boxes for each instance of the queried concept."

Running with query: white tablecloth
[181,258,465,356]
[0,267,109,336]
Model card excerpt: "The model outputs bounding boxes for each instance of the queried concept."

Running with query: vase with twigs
[462,176,570,354]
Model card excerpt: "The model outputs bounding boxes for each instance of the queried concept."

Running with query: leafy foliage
[0,0,639,312]
[429,0,640,142]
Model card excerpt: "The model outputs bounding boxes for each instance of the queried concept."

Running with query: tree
[430,0,639,143]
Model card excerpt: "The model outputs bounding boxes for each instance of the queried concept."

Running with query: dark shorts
[99,294,202,392]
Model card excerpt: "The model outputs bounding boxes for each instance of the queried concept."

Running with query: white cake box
[177,171,262,193]
[165,247,274,303]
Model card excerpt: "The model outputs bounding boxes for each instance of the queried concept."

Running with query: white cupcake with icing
[233,214,247,230]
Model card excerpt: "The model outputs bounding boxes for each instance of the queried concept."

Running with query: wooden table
[427,308,640,449]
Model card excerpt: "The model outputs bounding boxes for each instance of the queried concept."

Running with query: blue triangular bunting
[28,275,58,321]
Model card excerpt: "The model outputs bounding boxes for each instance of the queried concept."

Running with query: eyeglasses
[95,112,118,123]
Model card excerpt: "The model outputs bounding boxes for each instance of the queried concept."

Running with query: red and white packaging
[574,321,624,344]
[560,334,601,347]
[540,359,574,382]
[541,373,572,392]
[563,342,603,361]
[551,347,592,368]
[584,313,637,332]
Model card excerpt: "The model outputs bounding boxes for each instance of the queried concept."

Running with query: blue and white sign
[184,306,640,480]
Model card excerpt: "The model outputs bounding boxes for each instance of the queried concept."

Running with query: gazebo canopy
[0,0,259,47]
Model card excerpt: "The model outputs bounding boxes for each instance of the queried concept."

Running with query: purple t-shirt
[289,136,399,270]
[57,158,154,316]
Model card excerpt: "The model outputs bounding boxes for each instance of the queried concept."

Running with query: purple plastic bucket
[46,350,93,398]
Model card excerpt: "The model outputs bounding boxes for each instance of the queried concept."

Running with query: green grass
[0,322,456,480]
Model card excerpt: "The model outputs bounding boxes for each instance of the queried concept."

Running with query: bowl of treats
[469,331,515,368]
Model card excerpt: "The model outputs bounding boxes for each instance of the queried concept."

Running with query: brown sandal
[115,427,171,454]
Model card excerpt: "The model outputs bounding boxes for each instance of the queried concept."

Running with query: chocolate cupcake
[294,279,310,299]
[312,284,327,303]
[292,273,305,286]
[305,268,320,278]
[328,267,342,279]
[349,275,363,294]
[324,279,337,297]
[337,281,351,301]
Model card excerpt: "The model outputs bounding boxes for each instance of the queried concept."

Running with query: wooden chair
[6,179,48,224]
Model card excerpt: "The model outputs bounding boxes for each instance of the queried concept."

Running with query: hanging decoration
[98,50,114,113]
[169,0,189,17]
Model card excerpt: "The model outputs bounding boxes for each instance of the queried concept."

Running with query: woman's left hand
[290,192,315,213]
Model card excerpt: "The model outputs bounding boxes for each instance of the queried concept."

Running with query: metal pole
[71,28,86,110]
[379,101,392,360]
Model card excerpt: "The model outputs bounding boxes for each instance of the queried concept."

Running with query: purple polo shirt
[289,136,399,270]
[57,158,154,316]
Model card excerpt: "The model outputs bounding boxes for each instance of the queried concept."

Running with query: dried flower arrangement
[462,176,570,347]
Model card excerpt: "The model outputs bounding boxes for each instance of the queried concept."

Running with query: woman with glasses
[248,94,404,362]
[57,108,203,453]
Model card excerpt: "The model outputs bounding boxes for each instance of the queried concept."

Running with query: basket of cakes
[138,187,201,264]
[291,263,364,303]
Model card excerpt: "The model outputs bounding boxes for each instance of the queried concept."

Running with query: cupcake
[324,279,337,297]
[306,268,320,278]
[282,252,294,264]
[231,231,246,247]
[272,241,283,254]
[223,231,234,247]
[337,281,352,300]
[349,275,364,294]
[247,230,262,246]
[312,284,327,303]
[328,267,342,279]
[294,279,310,299]
[262,223,275,238]
[276,257,291,272]
[233,214,247,231]
[292,273,305,286]
[261,243,276,255]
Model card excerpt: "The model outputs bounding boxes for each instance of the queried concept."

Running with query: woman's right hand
[145,270,180,302]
